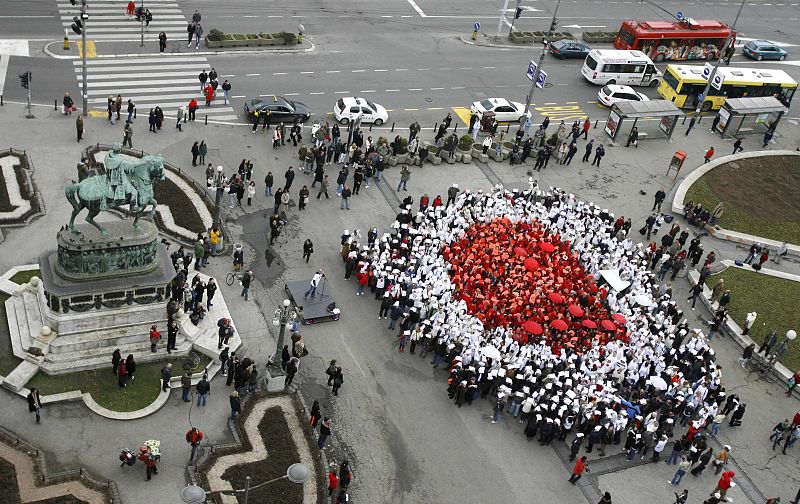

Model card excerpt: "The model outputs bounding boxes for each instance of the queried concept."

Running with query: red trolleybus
[614,18,735,63]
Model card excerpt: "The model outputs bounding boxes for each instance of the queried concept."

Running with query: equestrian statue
[65,144,165,236]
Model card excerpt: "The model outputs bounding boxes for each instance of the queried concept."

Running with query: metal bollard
[1,94,3,106]
[369,122,372,131]
[454,123,458,133]
[433,122,437,131]
[594,120,598,129]
[505,123,510,133]
[205,115,208,125]
[55,99,58,111]
[391,122,395,132]
[682,115,687,124]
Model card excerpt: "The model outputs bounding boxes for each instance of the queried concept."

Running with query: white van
[581,49,661,87]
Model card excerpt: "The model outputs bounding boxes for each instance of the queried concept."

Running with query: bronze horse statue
[65,149,165,236]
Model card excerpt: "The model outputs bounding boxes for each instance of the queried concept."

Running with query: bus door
[642,64,657,86]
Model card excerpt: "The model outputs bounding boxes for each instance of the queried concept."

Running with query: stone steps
[41,338,192,375]
[21,289,43,343]
[6,292,35,360]
[48,320,168,354]
[2,361,40,392]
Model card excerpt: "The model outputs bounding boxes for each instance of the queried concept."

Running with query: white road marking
[385,89,400,92]
[374,69,388,72]
[360,90,376,93]
[408,88,423,91]
[326,70,341,74]
[406,0,427,17]
[395,68,408,71]
[431,87,444,90]
[246,73,261,76]
[334,91,350,94]
[340,333,367,377]
[273,72,287,75]
[352,69,365,73]
[309,92,325,95]
[301,71,314,74]
[0,55,9,97]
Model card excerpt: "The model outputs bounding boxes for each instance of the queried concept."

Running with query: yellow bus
[657,64,797,110]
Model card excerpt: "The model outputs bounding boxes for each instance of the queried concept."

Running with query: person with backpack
[285,357,299,387]
[185,427,204,462]
[196,372,210,406]
[332,367,344,395]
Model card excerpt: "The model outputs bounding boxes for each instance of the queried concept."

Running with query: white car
[334,97,389,125]
[597,84,650,107]
[470,98,531,123]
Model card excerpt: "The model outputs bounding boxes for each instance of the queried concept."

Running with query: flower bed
[205,29,297,48]
[0,149,45,227]
[154,176,207,235]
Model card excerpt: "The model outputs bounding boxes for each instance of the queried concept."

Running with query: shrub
[207,29,224,41]
[377,136,389,147]
[546,132,559,147]
[398,137,409,154]
[459,135,473,150]
[275,31,297,44]
[246,33,259,39]
[232,34,247,40]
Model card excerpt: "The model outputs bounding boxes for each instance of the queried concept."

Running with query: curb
[458,34,536,49]
[81,388,171,420]
[671,149,800,256]
[43,39,316,60]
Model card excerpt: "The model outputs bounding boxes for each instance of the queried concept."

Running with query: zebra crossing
[58,0,188,42]
[74,55,239,121]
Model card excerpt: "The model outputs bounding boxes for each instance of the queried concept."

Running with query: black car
[243,96,311,123]
[548,39,591,59]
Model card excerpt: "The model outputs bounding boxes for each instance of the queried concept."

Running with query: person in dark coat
[112,348,122,375]
[729,404,746,426]
[27,388,42,424]
[284,166,295,191]
[331,367,344,396]
[161,363,172,391]
[285,357,299,387]
[303,239,314,263]
[229,391,241,420]
[126,354,137,381]
[281,345,291,371]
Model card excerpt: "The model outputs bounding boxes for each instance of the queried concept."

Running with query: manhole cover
[424,97,433,102]
[544,82,554,88]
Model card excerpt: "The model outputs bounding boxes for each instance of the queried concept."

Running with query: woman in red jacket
[356,269,368,296]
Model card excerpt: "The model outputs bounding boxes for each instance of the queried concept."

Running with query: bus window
[663,71,681,92]
[726,86,746,99]
[619,28,636,47]
[780,87,795,104]
[585,55,599,71]
[603,63,622,73]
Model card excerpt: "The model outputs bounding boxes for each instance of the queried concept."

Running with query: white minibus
[581,49,661,87]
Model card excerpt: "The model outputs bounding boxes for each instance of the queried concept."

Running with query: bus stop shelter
[604,100,684,143]
[714,96,788,137]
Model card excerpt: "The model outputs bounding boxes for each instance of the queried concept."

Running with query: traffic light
[71,16,82,34]
[515,7,523,19]
[19,71,30,89]
[70,0,76,4]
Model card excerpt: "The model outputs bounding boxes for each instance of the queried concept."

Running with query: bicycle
[745,353,779,383]
[182,351,202,372]
[226,270,243,286]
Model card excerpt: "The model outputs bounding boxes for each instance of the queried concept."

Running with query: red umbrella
[581,319,597,329]
[551,319,569,331]
[611,313,626,324]
[568,304,585,317]
[539,242,555,253]
[513,246,527,257]
[601,320,617,331]
[547,292,564,304]
[524,258,540,272]
[524,320,543,335]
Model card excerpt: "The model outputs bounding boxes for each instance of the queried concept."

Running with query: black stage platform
[285,279,340,325]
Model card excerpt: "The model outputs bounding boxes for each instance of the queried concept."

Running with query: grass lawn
[27,354,210,412]
[714,267,800,371]
[684,155,800,244]
[0,293,22,376]
[8,269,41,285]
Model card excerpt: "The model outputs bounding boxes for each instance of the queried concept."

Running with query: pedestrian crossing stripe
[76,40,97,59]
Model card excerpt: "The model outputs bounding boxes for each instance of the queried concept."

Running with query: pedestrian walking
[196,372,210,406]
[340,186,351,210]
[327,465,339,496]
[713,446,731,475]
[158,31,167,52]
[127,99,136,123]
[397,165,410,191]
[592,144,605,166]
[732,138,743,154]
[222,80,231,104]
[318,417,332,449]
[161,362,172,391]
[62,91,74,115]
[710,114,721,132]
[446,184,459,207]
[704,146,715,164]
[582,140,594,162]
[317,175,330,199]
[229,390,241,420]
[675,490,689,504]
[76,115,84,143]
[185,427,204,463]
[123,121,133,148]
[686,283,703,309]
[626,126,638,147]
[331,367,344,395]
[27,388,42,424]
[710,471,735,500]
[303,239,314,263]
[194,23,203,49]
[685,115,697,136]
[284,166,295,191]
[763,128,774,148]
[138,446,159,481]
[181,371,192,402]
[176,106,184,131]
[670,455,691,486]
[240,270,253,300]
[568,456,589,484]
[310,399,322,434]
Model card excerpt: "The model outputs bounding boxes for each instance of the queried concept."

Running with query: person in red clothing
[117,359,128,388]
[711,471,735,500]
[185,427,204,462]
[188,98,198,121]
[356,270,368,296]
[149,325,161,353]
[432,195,443,207]
[582,117,591,140]
[126,1,136,18]
[138,446,159,481]
[569,455,589,484]
[758,250,770,267]
[327,466,339,496]
[704,146,715,164]
[204,85,215,107]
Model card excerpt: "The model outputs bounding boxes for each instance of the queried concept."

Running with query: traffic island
[674,150,800,253]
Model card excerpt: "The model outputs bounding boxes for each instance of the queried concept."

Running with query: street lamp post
[80,0,88,116]
[140,0,145,47]
[267,299,296,379]
[518,0,561,134]
[213,166,225,228]
[691,0,745,116]
[181,463,310,504]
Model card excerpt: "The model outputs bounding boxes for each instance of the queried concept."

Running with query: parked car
[549,39,592,59]
[333,97,389,125]
[470,98,531,123]
[597,84,650,106]
[243,96,311,123]
[742,40,788,61]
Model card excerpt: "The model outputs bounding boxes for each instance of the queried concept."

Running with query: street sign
[676,11,684,20]
[526,60,537,81]
[701,62,714,81]
[711,72,725,90]
[474,21,481,31]
[536,69,547,89]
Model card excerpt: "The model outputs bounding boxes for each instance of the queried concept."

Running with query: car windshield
[745,42,757,50]
[601,85,611,95]
[282,100,295,112]
[366,100,378,111]
[337,98,345,111]
[479,99,493,109]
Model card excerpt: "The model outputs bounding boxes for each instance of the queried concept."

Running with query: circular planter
[430,155,442,165]
[471,145,484,158]
[396,152,408,164]
[454,152,463,163]
[461,153,472,164]
[387,156,398,167]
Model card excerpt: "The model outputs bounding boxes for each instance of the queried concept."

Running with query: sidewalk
[0,101,799,503]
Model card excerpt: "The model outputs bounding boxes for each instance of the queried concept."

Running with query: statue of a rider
[103,144,140,211]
